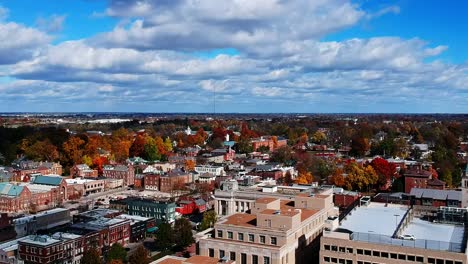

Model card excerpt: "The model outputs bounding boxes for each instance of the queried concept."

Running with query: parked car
[398,234,415,240]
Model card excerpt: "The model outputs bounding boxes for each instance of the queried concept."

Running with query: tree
[370,157,397,189]
[295,171,314,184]
[311,131,327,144]
[200,210,217,230]
[107,243,127,263]
[283,171,293,185]
[164,137,173,152]
[330,168,345,187]
[350,136,370,157]
[173,218,195,249]
[343,162,369,191]
[108,260,123,264]
[82,155,93,167]
[81,248,101,264]
[184,159,196,171]
[155,223,174,250]
[130,135,146,157]
[24,139,59,161]
[63,136,86,164]
[128,245,151,264]
[144,137,161,161]
[270,145,293,164]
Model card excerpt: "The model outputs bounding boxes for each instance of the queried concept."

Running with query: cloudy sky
[0,0,466,113]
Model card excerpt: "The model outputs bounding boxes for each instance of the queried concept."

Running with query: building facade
[198,194,338,264]
[103,165,135,186]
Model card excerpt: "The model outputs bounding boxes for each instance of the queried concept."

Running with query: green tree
[107,243,127,263]
[144,137,161,161]
[155,223,174,250]
[200,210,217,230]
[173,218,195,248]
[128,245,151,264]
[81,248,101,264]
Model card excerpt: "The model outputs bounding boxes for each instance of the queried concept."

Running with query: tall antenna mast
[213,85,216,115]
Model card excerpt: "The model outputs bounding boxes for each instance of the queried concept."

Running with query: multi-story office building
[320,201,468,264]
[110,197,176,224]
[214,180,332,216]
[198,193,338,264]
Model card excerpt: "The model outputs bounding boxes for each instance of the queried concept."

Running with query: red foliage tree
[370,157,397,189]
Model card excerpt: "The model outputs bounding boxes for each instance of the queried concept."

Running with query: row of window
[323,244,463,264]
[217,230,277,245]
[208,249,270,264]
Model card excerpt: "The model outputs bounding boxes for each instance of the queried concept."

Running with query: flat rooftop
[404,218,465,245]
[339,203,408,236]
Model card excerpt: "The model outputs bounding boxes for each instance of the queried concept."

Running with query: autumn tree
[130,135,146,157]
[164,137,173,152]
[81,248,101,264]
[330,168,345,187]
[108,260,123,264]
[173,218,195,249]
[295,171,314,184]
[82,155,93,167]
[63,136,86,164]
[24,139,59,161]
[283,171,293,185]
[311,131,327,144]
[184,159,196,171]
[128,245,151,264]
[370,157,397,189]
[350,136,370,157]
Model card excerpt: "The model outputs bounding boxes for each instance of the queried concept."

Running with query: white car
[399,234,415,240]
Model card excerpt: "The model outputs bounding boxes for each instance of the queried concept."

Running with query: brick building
[110,197,176,224]
[0,183,31,213]
[18,233,83,264]
[103,165,135,186]
[71,164,98,178]
[404,167,440,193]
[251,136,287,152]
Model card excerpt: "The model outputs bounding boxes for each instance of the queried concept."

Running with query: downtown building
[198,193,338,264]
[103,164,135,187]
[320,200,468,264]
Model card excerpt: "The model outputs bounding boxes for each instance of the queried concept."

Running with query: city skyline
[0,0,467,113]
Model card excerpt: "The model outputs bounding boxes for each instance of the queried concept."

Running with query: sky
[0,0,466,113]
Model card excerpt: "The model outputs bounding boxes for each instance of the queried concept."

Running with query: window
[339,259,345,264]
[220,250,225,258]
[260,236,266,243]
[271,237,277,245]
[238,233,244,241]
[398,254,406,260]
[436,260,444,264]
[372,251,380,257]
[381,252,388,258]
[230,252,236,260]
[428,258,436,264]
[241,253,247,264]
[390,253,398,259]
[407,255,415,262]
[209,248,214,257]
[339,247,345,253]
[346,248,353,254]
[346,260,352,264]
[228,232,233,239]
[325,245,331,250]
[252,255,258,264]
[331,245,338,251]
[357,249,363,255]
[364,250,371,256]
[264,256,270,264]
[217,230,223,238]
[324,257,331,263]
[416,256,424,263]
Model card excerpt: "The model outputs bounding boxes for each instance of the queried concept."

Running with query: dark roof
[409,188,461,201]
[427,178,445,186]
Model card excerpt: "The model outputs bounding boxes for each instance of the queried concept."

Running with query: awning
[147,227,158,233]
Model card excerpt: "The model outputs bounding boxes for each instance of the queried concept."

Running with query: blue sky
[0,0,466,113]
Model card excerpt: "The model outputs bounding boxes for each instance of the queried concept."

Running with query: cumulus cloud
[0,0,466,112]
[0,22,51,64]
